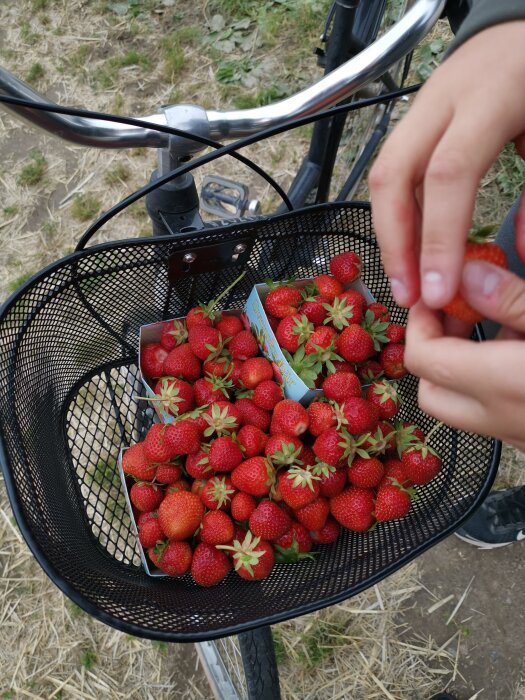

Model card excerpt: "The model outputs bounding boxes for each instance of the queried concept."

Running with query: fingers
[417,379,487,436]
[461,261,525,333]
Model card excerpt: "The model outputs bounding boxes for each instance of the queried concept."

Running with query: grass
[26,62,45,84]
[70,193,101,221]
[17,149,46,186]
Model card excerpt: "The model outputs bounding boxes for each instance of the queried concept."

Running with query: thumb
[461,260,525,332]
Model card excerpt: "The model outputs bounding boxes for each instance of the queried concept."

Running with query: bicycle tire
[196,627,281,700]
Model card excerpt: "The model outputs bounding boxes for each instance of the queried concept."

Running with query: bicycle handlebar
[0,0,445,151]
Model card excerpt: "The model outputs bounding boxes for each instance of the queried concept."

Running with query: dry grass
[1,1,524,698]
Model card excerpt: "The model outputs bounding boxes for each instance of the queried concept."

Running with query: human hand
[404,260,525,451]
[369,21,525,310]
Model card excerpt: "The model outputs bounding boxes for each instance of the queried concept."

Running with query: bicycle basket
[0,202,499,642]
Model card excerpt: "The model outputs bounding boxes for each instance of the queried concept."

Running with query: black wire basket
[0,202,500,642]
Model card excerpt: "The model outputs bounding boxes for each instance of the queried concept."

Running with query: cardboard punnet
[244,278,375,404]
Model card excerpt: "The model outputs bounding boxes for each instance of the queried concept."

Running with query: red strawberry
[265,434,303,467]
[357,359,384,384]
[314,274,343,301]
[362,421,397,456]
[230,491,257,522]
[186,306,215,329]
[191,478,207,496]
[275,314,313,353]
[384,323,406,344]
[317,464,347,497]
[158,490,204,540]
[188,326,223,361]
[140,343,168,379]
[295,496,329,531]
[329,251,362,284]
[150,540,193,577]
[143,424,172,463]
[278,466,320,509]
[300,446,316,468]
[366,302,391,322]
[130,482,163,512]
[252,380,283,411]
[200,475,236,511]
[313,427,346,467]
[264,285,302,319]
[165,478,190,493]
[237,424,268,458]
[272,400,309,437]
[392,421,426,457]
[155,462,183,484]
[208,436,243,472]
[401,444,442,485]
[375,483,412,521]
[138,512,165,549]
[249,500,291,542]
[216,314,244,338]
[330,487,375,531]
[240,357,274,389]
[150,377,195,417]
[231,457,275,497]
[194,376,228,406]
[203,401,242,437]
[267,315,280,333]
[347,456,384,488]
[380,457,413,488]
[341,397,380,435]
[310,516,340,544]
[323,295,364,329]
[185,449,212,480]
[337,324,374,363]
[322,371,361,403]
[304,325,338,355]
[160,319,188,351]
[229,359,244,388]
[228,330,258,360]
[379,344,407,379]
[339,288,366,313]
[203,355,231,379]
[122,443,157,481]
[443,238,507,323]
[274,521,312,554]
[307,402,336,437]
[235,398,271,432]
[300,296,328,325]
[163,343,201,382]
[200,510,235,545]
[226,532,275,581]
[165,420,201,456]
[191,543,231,587]
[366,380,399,420]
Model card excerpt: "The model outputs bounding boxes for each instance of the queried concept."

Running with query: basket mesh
[0,203,498,641]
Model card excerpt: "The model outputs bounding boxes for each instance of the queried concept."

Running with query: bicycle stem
[0,0,444,155]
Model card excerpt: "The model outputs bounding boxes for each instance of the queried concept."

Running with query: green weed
[17,149,46,186]
[104,163,131,185]
[80,648,97,669]
[71,193,101,222]
[26,62,45,84]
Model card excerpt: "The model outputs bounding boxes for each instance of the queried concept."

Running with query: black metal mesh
[0,203,499,641]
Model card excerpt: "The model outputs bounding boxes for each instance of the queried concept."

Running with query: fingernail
[422,270,447,306]
[390,278,408,306]
[462,260,502,297]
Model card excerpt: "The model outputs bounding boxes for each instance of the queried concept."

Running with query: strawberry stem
[208,271,247,314]
[423,420,444,445]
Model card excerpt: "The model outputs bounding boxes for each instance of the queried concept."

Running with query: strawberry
[316,462,347,497]
[252,380,283,411]
[208,436,243,472]
[185,272,246,330]
[158,490,204,540]
[341,397,380,435]
[264,434,303,468]
[392,420,426,458]
[380,457,413,488]
[186,306,215,329]
[185,449,212,480]
[194,374,232,405]
[237,424,268,457]
[216,314,244,338]
[122,443,157,481]
[235,398,271,432]
[230,491,257,522]
[228,330,258,360]
[203,401,242,437]
[362,421,396,456]
[366,380,400,420]
[384,323,406,344]
[272,400,309,437]
[138,512,165,549]
[300,446,316,468]
[314,274,343,301]
[200,475,236,511]
[300,296,328,325]
[366,302,391,322]
[163,343,201,382]
[239,357,274,389]
[295,496,329,531]
[379,343,407,379]
[188,326,223,361]
[375,483,413,521]
[165,478,190,493]
[443,237,507,323]
[191,543,231,587]
[143,424,172,463]
[310,516,340,544]
[221,531,274,581]
[160,319,188,351]
[264,285,302,318]
[200,510,235,545]
[191,478,207,496]
[266,315,280,333]
[337,324,374,363]
[275,314,313,352]
[155,462,183,484]
[146,377,195,417]
[140,343,168,379]
[339,288,366,314]
[274,522,312,554]
[313,427,346,467]
[249,500,291,541]
[229,359,244,389]
[307,402,336,437]
[330,487,375,531]
[401,443,443,485]
[323,295,364,329]
[329,251,362,284]
[347,456,384,488]
[322,371,361,403]
[357,359,384,384]
[203,355,231,379]
[130,481,163,512]
[165,420,201,456]
[231,457,275,497]
[278,466,320,509]
[150,540,193,577]
[304,325,338,355]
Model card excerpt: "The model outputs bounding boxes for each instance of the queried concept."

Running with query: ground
[1,1,525,698]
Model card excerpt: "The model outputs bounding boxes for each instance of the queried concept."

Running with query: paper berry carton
[244,278,375,405]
